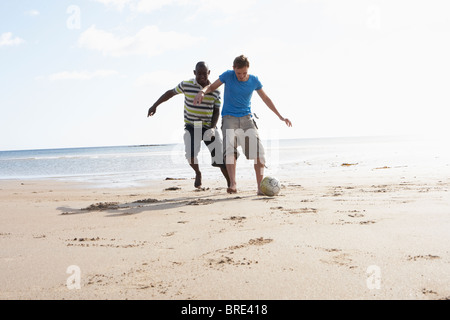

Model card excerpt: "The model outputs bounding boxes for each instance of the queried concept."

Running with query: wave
[0,150,185,162]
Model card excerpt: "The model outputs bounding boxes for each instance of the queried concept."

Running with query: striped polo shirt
[174,79,221,128]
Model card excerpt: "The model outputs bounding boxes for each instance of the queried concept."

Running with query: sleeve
[254,76,263,91]
[174,81,184,94]
[219,70,231,84]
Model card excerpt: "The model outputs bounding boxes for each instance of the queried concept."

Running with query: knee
[255,158,265,166]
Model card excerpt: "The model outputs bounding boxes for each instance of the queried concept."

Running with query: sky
[1,0,449,151]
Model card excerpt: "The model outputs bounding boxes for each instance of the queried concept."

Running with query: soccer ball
[260,176,281,196]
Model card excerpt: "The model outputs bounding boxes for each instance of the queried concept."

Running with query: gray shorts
[221,115,265,164]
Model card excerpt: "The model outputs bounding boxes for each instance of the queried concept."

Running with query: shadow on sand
[56,193,263,217]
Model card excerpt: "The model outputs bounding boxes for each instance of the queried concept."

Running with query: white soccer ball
[260,176,281,196]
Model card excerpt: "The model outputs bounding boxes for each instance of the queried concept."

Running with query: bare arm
[211,107,220,129]
[147,89,177,117]
[193,79,223,105]
[257,89,292,127]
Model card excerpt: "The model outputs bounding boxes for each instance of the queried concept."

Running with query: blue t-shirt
[219,70,263,117]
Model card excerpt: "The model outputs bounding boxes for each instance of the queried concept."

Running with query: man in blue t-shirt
[194,55,292,195]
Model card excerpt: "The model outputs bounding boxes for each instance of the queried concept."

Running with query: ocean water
[0,136,448,187]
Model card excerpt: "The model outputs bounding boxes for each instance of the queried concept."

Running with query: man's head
[233,55,250,82]
[194,61,210,87]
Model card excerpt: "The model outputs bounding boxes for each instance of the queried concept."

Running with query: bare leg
[188,158,202,189]
[220,165,231,188]
[254,158,265,195]
[225,154,237,193]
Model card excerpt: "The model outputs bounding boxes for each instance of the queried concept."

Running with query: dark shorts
[183,124,225,167]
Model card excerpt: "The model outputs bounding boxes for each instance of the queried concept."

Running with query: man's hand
[193,91,205,105]
[280,117,292,127]
[147,105,157,117]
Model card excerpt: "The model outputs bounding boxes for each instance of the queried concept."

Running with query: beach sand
[0,164,449,300]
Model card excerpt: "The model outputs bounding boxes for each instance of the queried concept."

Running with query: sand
[0,164,449,300]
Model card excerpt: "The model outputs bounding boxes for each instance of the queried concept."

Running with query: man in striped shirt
[147,62,230,189]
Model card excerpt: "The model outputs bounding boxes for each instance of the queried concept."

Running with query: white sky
[1,0,449,150]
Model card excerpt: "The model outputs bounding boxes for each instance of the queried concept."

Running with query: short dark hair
[195,61,209,71]
[233,55,250,69]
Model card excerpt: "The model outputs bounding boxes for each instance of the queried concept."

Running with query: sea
[1,136,449,188]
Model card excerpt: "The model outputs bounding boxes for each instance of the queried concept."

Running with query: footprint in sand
[162,232,176,237]
[407,254,440,261]
[204,237,273,269]
[223,216,247,225]
[187,199,214,206]
[320,252,357,269]
[65,237,147,248]
[248,237,274,246]
[273,206,318,214]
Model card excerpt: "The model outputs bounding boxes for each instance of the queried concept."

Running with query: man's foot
[194,172,202,189]
[227,187,237,194]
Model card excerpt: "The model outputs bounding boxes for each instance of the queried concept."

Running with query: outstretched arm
[147,89,177,117]
[257,89,292,127]
[193,79,223,105]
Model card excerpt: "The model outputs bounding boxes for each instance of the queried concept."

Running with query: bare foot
[227,187,237,194]
[194,172,202,189]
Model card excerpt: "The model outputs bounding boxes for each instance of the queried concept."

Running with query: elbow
[165,89,176,99]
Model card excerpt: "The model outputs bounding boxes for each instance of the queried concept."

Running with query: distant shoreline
[0,134,418,153]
